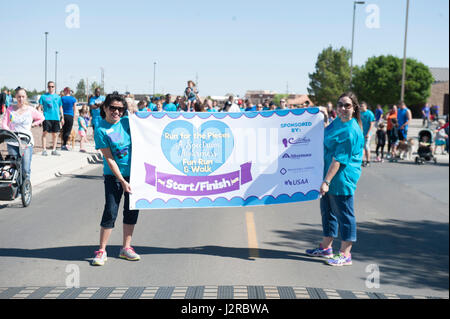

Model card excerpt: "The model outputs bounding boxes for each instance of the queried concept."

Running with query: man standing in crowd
[360,101,375,167]
[397,101,412,141]
[223,95,241,112]
[163,94,177,111]
[39,81,64,156]
[422,103,431,128]
[89,87,105,134]
[375,104,383,128]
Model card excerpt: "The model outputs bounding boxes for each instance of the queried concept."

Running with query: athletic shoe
[326,253,352,266]
[51,150,61,156]
[61,145,69,151]
[41,150,48,156]
[305,245,333,258]
[92,250,107,266]
[119,247,141,261]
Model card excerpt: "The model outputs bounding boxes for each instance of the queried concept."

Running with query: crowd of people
[0,80,448,183]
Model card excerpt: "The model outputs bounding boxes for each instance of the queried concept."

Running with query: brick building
[428,67,449,116]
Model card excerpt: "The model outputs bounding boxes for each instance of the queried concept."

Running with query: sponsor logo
[282,153,312,159]
[284,178,309,186]
[280,168,287,175]
[282,137,311,148]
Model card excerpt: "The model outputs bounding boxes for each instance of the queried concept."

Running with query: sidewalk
[370,118,449,164]
[29,120,100,187]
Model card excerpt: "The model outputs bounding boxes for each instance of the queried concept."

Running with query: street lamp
[153,62,156,95]
[44,32,48,90]
[400,0,410,103]
[55,51,58,92]
[100,67,105,94]
[350,1,365,87]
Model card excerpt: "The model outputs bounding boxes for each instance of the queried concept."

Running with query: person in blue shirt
[306,91,364,267]
[374,104,383,127]
[38,81,64,156]
[422,103,431,128]
[92,92,140,266]
[360,102,375,167]
[397,101,412,141]
[162,94,177,112]
[5,90,12,108]
[89,87,105,134]
[60,87,77,150]
[244,99,256,111]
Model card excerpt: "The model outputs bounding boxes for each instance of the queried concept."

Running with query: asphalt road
[0,160,448,298]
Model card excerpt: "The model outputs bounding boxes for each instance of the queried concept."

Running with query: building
[428,67,449,116]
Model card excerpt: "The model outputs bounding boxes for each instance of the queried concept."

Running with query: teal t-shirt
[323,117,364,196]
[39,93,62,120]
[163,103,177,111]
[360,110,375,136]
[94,116,132,177]
[78,116,87,132]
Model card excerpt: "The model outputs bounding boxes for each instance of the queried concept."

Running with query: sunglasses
[108,105,125,112]
[337,102,353,109]
[48,86,55,88]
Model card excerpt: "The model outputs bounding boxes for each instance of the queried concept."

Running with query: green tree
[75,79,86,101]
[272,94,289,107]
[90,81,101,95]
[352,55,434,106]
[307,46,351,106]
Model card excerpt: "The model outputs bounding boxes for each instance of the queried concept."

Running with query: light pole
[400,0,410,103]
[55,51,58,92]
[153,62,156,95]
[100,67,105,94]
[44,32,48,90]
[350,1,365,87]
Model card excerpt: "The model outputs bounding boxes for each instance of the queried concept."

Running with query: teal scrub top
[323,117,364,196]
[94,116,132,177]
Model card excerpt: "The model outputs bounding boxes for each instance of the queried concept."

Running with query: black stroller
[0,129,32,207]
[415,129,437,165]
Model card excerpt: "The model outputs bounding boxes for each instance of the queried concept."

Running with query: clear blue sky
[0,0,448,97]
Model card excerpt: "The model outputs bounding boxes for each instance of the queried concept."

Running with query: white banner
[129,109,324,209]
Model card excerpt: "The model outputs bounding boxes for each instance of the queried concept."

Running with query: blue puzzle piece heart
[160,120,234,176]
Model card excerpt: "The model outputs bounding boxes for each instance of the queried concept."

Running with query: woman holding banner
[91,92,140,266]
[306,92,364,266]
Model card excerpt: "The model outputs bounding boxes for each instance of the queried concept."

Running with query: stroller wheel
[21,178,32,207]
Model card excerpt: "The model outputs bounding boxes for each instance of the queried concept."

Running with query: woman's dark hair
[100,92,128,118]
[338,91,362,129]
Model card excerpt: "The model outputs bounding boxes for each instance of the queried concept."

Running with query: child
[137,100,148,112]
[375,122,387,162]
[78,107,89,152]
[389,118,400,159]
[184,80,198,111]
[91,92,140,266]
[434,120,448,155]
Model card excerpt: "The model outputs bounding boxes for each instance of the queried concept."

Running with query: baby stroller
[415,129,437,165]
[0,130,32,207]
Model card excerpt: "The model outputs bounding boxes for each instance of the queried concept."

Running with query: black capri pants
[100,175,139,229]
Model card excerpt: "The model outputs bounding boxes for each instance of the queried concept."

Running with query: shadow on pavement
[0,244,326,265]
[267,219,449,292]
